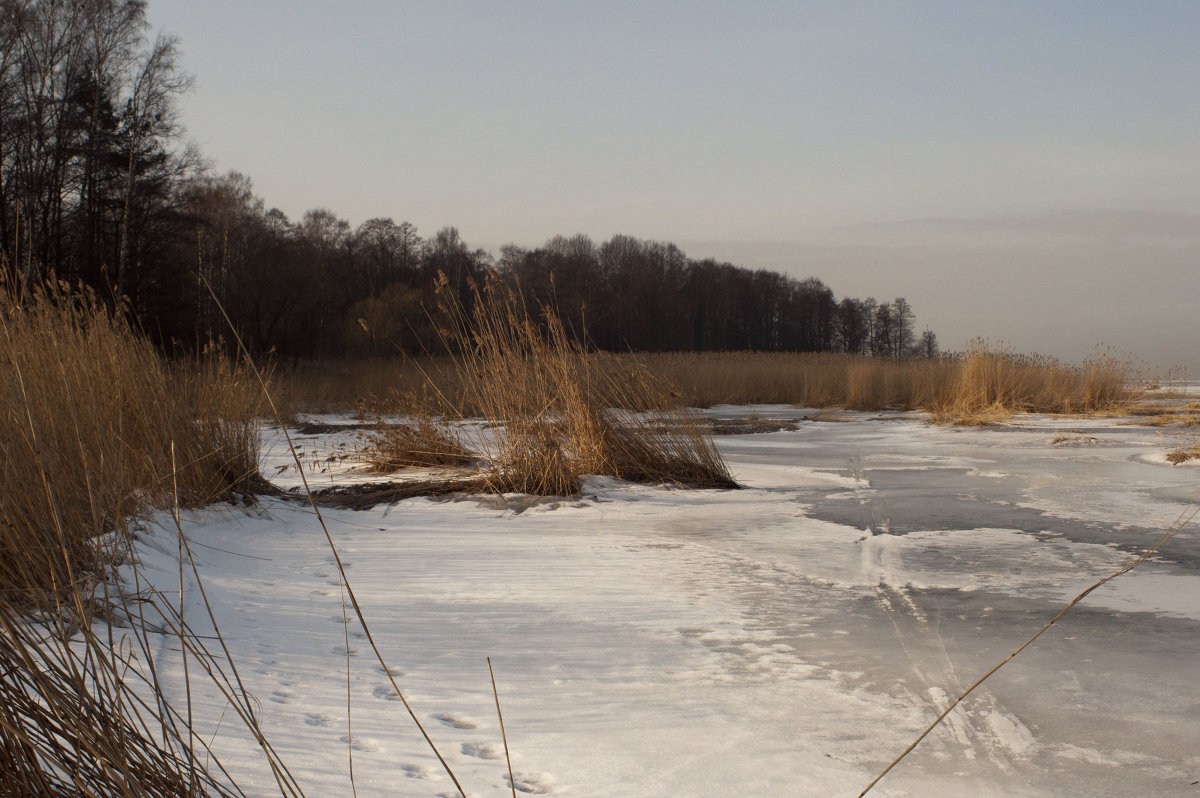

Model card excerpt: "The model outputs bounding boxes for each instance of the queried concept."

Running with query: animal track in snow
[507,772,557,794]
[400,763,432,779]
[339,735,380,752]
[372,685,403,701]
[461,741,503,759]
[332,645,359,657]
[269,689,292,704]
[303,713,332,727]
[432,712,479,729]
[375,664,405,677]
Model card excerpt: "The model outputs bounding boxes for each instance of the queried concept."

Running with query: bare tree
[114,30,192,297]
[919,328,938,358]
[891,297,914,361]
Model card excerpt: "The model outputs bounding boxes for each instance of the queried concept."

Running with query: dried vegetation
[0,270,293,796]
[281,342,1136,429]
[927,341,1133,425]
[376,274,737,495]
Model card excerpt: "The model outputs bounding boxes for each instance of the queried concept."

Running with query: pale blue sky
[149,1,1200,372]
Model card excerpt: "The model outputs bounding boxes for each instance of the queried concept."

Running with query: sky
[147,1,1200,374]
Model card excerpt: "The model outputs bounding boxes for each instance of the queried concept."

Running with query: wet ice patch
[1077,572,1200,620]
[865,528,1132,597]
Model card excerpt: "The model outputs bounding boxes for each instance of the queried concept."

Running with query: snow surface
[118,408,1200,796]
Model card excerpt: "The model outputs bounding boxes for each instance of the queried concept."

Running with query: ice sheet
[107,409,1200,796]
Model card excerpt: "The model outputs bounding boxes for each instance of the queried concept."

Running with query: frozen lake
[129,408,1200,796]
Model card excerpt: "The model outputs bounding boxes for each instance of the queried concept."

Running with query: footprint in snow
[372,685,403,701]
[269,689,292,704]
[332,645,359,657]
[375,664,405,677]
[303,713,332,727]
[432,712,479,729]
[339,735,380,752]
[461,742,503,759]
[507,772,557,794]
[400,763,432,780]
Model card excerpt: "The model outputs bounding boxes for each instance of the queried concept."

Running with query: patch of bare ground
[306,475,491,509]
[293,420,368,435]
[707,418,800,435]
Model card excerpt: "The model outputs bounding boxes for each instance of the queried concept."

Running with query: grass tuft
[358,408,474,472]
[1166,442,1200,465]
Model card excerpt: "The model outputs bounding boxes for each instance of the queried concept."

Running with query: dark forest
[1,0,937,361]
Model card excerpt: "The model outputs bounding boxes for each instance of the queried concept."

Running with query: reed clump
[0,270,279,796]
[928,341,1133,425]
[388,274,736,494]
[0,275,262,600]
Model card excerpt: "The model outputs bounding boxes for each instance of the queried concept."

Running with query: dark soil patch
[299,477,491,509]
[292,421,368,435]
[707,418,800,435]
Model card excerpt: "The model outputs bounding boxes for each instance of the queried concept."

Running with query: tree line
[1,0,937,361]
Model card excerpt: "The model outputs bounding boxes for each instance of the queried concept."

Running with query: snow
[112,407,1200,796]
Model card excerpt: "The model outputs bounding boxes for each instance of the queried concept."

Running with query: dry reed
[928,341,1133,425]
[0,275,262,600]
[283,346,1133,428]
[1166,441,1200,465]
[368,273,736,495]
[357,411,474,472]
[0,269,291,796]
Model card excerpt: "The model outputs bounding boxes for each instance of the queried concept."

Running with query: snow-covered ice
[118,408,1200,796]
